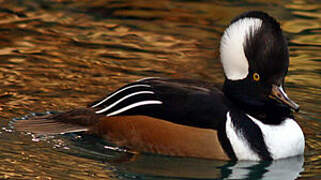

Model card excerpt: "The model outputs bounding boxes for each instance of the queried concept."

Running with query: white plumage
[220,18,262,80]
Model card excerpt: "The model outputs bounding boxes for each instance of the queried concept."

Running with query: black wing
[89,78,230,130]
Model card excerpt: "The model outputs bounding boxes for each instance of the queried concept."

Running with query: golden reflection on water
[0,0,320,179]
[0,135,115,179]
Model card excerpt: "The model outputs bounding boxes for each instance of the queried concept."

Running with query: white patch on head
[247,115,305,159]
[225,112,260,161]
[220,18,262,80]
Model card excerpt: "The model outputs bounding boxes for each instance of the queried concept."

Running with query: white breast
[247,115,305,160]
[225,111,305,161]
[225,112,261,161]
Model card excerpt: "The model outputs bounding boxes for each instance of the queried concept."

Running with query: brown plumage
[93,115,229,160]
[14,108,229,160]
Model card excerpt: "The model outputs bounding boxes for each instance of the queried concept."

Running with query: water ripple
[0,0,320,179]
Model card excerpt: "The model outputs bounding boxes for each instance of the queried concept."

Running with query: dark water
[0,0,320,179]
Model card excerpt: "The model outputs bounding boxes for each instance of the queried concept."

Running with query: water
[0,0,320,179]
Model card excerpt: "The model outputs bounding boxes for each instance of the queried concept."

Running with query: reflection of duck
[14,11,305,161]
[61,136,305,180]
[110,153,304,179]
[224,156,304,180]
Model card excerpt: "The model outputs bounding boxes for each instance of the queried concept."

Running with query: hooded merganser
[14,11,304,161]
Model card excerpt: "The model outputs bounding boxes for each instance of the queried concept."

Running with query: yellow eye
[253,73,260,81]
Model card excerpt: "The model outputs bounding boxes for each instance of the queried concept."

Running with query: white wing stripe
[95,91,155,114]
[135,77,160,82]
[106,100,162,117]
[91,84,151,108]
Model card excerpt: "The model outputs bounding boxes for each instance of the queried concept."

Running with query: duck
[14,11,305,161]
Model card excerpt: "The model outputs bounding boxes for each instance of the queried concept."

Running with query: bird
[14,11,305,161]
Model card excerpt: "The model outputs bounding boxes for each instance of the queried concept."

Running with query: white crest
[220,18,262,80]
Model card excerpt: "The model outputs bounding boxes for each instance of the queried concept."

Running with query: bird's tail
[14,108,100,135]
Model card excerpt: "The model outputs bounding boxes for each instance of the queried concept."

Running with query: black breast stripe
[218,119,237,160]
[230,109,272,160]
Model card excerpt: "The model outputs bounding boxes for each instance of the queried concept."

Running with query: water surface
[0,0,320,179]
